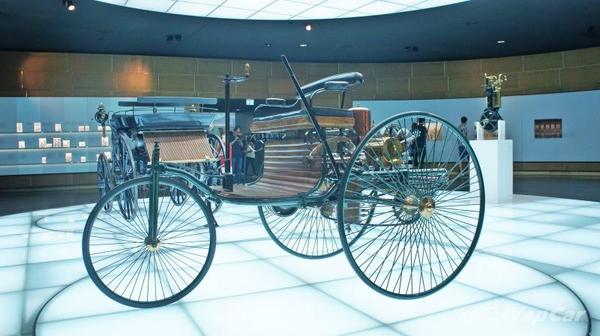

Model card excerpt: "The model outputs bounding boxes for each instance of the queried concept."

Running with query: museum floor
[0,194,598,336]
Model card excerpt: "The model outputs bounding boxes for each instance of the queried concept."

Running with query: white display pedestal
[470,139,513,204]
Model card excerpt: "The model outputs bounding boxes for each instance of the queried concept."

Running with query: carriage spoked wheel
[203,134,226,184]
[337,112,484,298]
[169,163,195,206]
[113,133,138,221]
[96,153,114,212]
[199,134,225,213]
[168,163,223,214]
[258,202,367,259]
[82,176,216,308]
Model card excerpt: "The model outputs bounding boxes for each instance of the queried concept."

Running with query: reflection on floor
[0,195,598,335]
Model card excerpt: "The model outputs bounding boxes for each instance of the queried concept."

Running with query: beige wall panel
[523,52,563,71]
[445,59,481,76]
[153,56,196,74]
[412,62,444,77]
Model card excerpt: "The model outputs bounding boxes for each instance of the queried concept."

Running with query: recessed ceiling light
[265,42,272,47]
[63,0,76,11]
[305,23,312,31]
[497,40,506,44]
[299,43,308,48]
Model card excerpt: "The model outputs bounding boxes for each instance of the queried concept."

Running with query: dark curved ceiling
[0,0,599,62]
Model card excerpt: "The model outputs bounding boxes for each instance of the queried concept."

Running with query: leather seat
[300,72,363,97]
[250,104,354,133]
[253,104,354,122]
[249,72,363,133]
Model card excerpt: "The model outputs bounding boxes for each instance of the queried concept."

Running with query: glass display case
[0,97,127,176]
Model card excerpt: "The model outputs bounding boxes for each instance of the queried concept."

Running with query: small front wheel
[82,176,217,308]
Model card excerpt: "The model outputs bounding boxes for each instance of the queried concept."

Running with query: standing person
[231,126,245,184]
[412,118,427,167]
[244,138,258,182]
[458,116,470,171]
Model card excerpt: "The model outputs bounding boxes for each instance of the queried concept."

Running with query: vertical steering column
[223,75,234,192]
[147,142,160,247]
[222,64,250,192]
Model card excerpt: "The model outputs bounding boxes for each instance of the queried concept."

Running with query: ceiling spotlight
[299,43,308,48]
[63,0,75,11]
[264,42,272,48]
[305,23,312,31]
[497,40,506,44]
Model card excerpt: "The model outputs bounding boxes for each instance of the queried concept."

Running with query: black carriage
[83,55,485,308]
[94,98,225,217]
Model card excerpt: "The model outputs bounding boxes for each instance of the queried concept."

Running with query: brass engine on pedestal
[480,73,508,137]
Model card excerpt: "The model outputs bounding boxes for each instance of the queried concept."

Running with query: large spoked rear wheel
[338,112,484,298]
[167,163,223,214]
[82,176,216,308]
[259,204,365,259]
[113,133,138,221]
[96,153,114,212]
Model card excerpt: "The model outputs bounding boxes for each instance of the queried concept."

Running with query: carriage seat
[248,72,363,133]
[250,100,354,133]
[300,72,364,98]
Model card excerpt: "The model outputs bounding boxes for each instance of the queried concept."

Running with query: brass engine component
[402,195,419,215]
[306,135,356,163]
[419,196,436,219]
[364,137,405,165]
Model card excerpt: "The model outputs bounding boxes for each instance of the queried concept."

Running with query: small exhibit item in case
[41,156,47,164]
[78,141,86,148]
[62,139,70,148]
[80,156,87,163]
[103,151,111,160]
[65,152,73,163]
[16,123,23,133]
[97,125,104,131]
[38,138,47,148]
[78,125,85,132]
[96,154,100,161]
[53,138,62,148]
[85,125,90,132]
[101,136,109,147]
[54,123,62,132]
[34,122,42,133]
[46,143,53,148]
[18,141,25,149]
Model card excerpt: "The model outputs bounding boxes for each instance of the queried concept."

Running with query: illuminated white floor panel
[0,195,598,335]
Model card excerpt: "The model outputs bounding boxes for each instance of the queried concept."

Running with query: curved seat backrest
[300,72,364,98]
